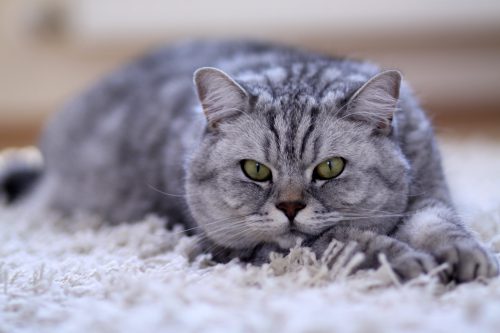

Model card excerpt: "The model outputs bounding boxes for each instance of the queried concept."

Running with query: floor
[0,138,499,333]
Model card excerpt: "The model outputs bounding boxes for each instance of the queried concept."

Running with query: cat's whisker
[200,227,255,257]
[168,214,258,236]
[316,206,411,215]
[340,207,406,214]
[197,218,276,256]
[313,212,408,219]
[181,213,270,237]
[185,214,253,231]
[148,184,187,198]
[202,219,265,239]
[339,215,405,221]
[342,213,407,218]
[221,228,266,251]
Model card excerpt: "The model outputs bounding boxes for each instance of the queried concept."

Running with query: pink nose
[276,201,306,221]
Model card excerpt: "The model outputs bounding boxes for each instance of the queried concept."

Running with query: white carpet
[1,138,500,333]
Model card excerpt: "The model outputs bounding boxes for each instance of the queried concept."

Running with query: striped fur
[22,40,497,283]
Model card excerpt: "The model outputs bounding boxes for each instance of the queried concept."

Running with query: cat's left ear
[346,70,402,135]
[193,67,249,128]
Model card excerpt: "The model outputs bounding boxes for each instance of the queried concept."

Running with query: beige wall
[1,0,500,147]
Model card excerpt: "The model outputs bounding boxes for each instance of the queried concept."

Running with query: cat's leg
[308,226,440,282]
[394,111,498,282]
[393,201,499,282]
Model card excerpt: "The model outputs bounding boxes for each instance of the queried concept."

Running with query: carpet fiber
[1,138,500,333]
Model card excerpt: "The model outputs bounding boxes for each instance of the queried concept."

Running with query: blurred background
[1,0,499,148]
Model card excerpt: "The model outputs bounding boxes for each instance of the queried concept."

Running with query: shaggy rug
[1,138,499,333]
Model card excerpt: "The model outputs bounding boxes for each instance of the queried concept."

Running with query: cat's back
[42,40,276,146]
[41,40,291,156]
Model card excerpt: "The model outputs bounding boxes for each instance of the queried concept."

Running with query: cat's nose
[276,201,306,221]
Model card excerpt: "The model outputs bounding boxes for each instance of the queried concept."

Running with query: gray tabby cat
[2,40,498,283]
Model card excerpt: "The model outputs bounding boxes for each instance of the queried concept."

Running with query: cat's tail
[0,147,43,205]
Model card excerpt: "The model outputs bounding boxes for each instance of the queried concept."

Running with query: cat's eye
[241,159,272,182]
[313,157,345,180]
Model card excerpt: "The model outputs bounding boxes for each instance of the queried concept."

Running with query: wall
[1,0,500,147]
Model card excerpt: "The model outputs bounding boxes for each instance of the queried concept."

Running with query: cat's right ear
[193,67,249,128]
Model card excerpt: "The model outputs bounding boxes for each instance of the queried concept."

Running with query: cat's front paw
[390,251,439,282]
[434,242,499,283]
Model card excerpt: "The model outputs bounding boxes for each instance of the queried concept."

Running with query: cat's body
[4,40,498,282]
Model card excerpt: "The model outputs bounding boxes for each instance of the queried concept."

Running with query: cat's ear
[193,67,249,128]
[346,70,402,135]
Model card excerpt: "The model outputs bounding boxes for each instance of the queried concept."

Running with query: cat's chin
[274,230,309,249]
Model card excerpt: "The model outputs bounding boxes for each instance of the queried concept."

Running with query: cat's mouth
[289,225,308,237]
[274,225,310,249]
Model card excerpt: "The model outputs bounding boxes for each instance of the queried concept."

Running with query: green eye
[241,159,272,182]
[313,157,345,180]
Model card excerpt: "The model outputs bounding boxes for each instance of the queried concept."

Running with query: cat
[1,40,498,283]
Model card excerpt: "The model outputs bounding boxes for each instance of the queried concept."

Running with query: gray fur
[19,40,497,282]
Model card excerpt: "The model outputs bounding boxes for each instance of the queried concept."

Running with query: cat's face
[186,67,410,250]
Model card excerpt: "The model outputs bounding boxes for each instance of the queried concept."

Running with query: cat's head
[186,65,410,251]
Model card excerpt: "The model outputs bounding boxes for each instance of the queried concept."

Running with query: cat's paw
[434,242,499,283]
[390,251,439,282]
